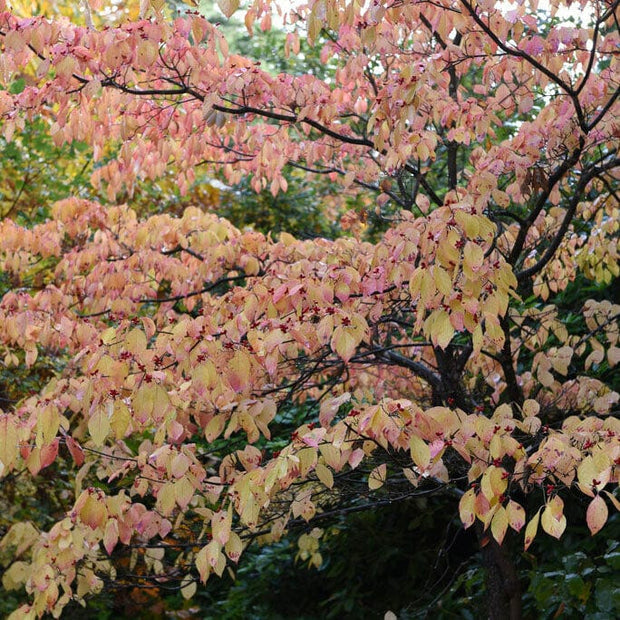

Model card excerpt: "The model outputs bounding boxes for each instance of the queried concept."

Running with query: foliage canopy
[0,0,618,617]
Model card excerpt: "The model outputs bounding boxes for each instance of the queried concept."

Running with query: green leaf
[9,78,25,94]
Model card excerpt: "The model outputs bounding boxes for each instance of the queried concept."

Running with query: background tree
[0,0,618,619]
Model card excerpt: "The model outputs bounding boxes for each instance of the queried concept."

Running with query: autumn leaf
[368,464,387,490]
[103,518,119,555]
[540,496,566,540]
[524,510,541,551]
[78,491,108,530]
[0,0,618,613]
[0,415,19,470]
[424,309,454,349]
[225,531,243,563]
[88,406,111,447]
[506,500,526,532]
[217,0,240,19]
[211,509,232,545]
[65,436,85,466]
[315,462,334,489]
[491,506,509,544]
[180,575,197,600]
[195,545,211,584]
[409,435,430,471]
[228,350,251,393]
[586,495,608,535]
[459,488,476,529]
[331,325,360,362]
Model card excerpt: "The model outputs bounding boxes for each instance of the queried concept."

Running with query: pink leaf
[586,495,608,535]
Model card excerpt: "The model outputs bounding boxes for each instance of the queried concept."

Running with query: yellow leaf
[315,462,334,489]
[79,492,108,530]
[131,383,170,424]
[180,574,197,600]
[2,561,30,591]
[217,0,240,19]
[151,384,170,422]
[212,509,232,545]
[307,4,321,42]
[205,539,225,574]
[23,341,39,368]
[425,309,454,349]
[318,443,341,469]
[577,455,609,497]
[458,488,476,529]
[174,477,194,509]
[455,210,480,238]
[0,522,39,560]
[110,401,131,439]
[88,406,110,446]
[541,496,566,539]
[480,465,507,501]
[156,482,176,517]
[419,270,435,306]
[463,242,484,279]
[37,406,60,447]
[228,350,251,393]
[506,500,526,532]
[368,463,386,490]
[225,531,243,563]
[607,346,620,366]
[489,434,503,460]
[204,415,226,442]
[524,509,540,551]
[124,328,147,353]
[296,447,317,477]
[136,40,158,67]
[0,415,19,471]
[195,545,211,584]
[193,361,218,390]
[491,505,508,544]
[433,266,453,296]
[331,325,360,363]
[522,399,540,417]
[409,435,430,470]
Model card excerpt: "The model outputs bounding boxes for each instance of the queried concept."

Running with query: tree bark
[477,526,522,620]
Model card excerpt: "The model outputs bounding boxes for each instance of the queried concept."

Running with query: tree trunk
[478,526,522,620]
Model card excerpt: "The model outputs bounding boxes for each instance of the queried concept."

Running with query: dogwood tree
[0,0,618,618]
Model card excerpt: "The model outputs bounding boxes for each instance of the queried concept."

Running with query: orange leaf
[65,436,85,466]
